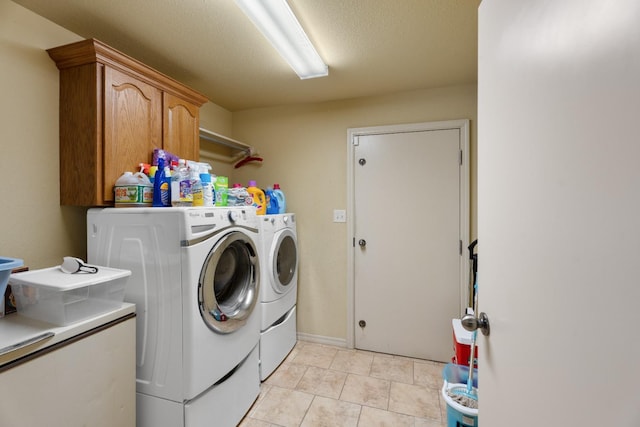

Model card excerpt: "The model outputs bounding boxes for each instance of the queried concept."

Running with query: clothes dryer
[87,207,261,427]
[257,213,298,380]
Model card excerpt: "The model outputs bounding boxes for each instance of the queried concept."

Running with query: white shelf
[199,128,252,152]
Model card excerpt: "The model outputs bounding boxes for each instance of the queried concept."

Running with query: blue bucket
[0,257,24,300]
[442,363,478,427]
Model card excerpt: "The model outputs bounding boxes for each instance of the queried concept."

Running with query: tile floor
[240,340,448,427]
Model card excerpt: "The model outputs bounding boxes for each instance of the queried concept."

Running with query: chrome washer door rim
[272,230,297,293]
[198,231,259,334]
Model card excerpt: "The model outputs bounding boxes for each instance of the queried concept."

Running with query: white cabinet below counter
[0,304,135,427]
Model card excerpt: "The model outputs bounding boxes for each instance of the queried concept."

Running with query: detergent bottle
[114,171,153,207]
[152,158,171,207]
[265,187,279,214]
[272,183,286,213]
[247,180,266,215]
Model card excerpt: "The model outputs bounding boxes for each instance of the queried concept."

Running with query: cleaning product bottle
[114,171,136,207]
[170,163,180,206]
[137,172,154,206]
[214,176,229,206]
[273,183,286,213]
[265,187,279,214]
[152,158,171,207]
[152,159,164,205]
[114,171,153,207]
[161,162,172,205]
[146,164,157,184]
[139,163,152,182]
[247,180,266,215]
[171,159,192,206]
[191,165,203,207]
[199,163,214,207]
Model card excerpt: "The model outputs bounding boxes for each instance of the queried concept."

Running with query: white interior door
[479,1,640,425]
[349,121,469,362]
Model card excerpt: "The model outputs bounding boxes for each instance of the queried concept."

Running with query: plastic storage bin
[9,265,130,326]
[442,363,478,427]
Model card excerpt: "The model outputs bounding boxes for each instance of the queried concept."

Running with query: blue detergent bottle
[272,184,286,214]
[152,158,171,207]
[265,187,279,215]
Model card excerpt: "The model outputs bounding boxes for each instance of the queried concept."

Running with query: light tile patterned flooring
[240,340,448,427]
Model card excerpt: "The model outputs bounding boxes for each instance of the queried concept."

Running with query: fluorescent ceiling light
[235,0,328,79]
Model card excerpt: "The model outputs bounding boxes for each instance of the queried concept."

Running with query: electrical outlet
[333,209,346,223]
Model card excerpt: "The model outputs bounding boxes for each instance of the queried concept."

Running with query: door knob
[358,239,366,247]
[461,312,490,336]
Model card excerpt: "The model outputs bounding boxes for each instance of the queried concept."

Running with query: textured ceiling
[12,0,480,112]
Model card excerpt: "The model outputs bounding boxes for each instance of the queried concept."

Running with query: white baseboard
[296,332,348,348]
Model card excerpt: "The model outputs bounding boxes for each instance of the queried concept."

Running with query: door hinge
[353,136,360,146]
[459,240,463,255]
[459,150,463,165]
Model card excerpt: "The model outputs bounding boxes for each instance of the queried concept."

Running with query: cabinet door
[163,92,200,161]
[104,67,162,202]
[0,318,135,427]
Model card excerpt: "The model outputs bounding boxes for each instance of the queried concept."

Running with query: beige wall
[0,0,83,268]
[0,0,233,268]
[199,102,236,179]
[231,85,477,340]
[2,0,477,342]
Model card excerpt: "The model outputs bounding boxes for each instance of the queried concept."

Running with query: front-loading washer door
[199,231,259,334]
[272,229,298,293]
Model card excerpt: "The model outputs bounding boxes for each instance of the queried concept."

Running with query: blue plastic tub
[0,257,24,300]
[442,363,478,427]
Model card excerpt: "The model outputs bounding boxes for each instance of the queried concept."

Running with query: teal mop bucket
[0,257,23,315]
[442,363,478,427]
[0,257,23,296]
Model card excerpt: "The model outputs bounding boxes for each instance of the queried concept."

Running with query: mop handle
[466,329,477,391]
[467,279,478,391]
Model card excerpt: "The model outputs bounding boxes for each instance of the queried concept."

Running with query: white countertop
[0,302,135,367]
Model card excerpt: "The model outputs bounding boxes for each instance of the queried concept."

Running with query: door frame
[346,119,471,348]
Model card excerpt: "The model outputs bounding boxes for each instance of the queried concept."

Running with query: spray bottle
[139,163,152,182]
[171,159,192,206]
[198,163,215,207]
[191,164,203,207]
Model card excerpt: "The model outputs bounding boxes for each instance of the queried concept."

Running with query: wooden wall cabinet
[48,39,208,206]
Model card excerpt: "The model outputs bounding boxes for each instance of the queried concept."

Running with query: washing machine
[87,207,261,427]
[257,213,298,380]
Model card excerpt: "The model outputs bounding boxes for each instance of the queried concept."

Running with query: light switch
[333,209,346,223]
